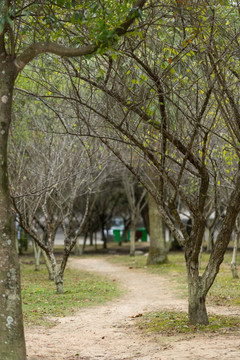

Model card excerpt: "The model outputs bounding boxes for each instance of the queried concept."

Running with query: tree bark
[48,252,63,294]
[185,168,240,325]
[188,275,208,325]
[90,231,93,246]
[80,233,88,255]
[32,240,41,271]
[147,194,168,265]
[74,237,81,255]
[55,274,64,294]
[120,218,130,246]
[0,60,26,359]
[231,231,239,279]
[42,250,54,280]
[101,224,107,249]
[205,227,213,253]
[205,216,217,253]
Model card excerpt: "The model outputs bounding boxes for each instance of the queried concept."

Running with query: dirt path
[26,257,240,360]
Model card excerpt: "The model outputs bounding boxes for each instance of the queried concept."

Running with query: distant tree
[9,120,96,293]
[122,171,147,256]
[231,216,240,279]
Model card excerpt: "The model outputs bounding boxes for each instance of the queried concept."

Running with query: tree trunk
[231,231,239,279]
[188,283,208,325]
[198,244,203,270]
[74,237,81,255]
[185,218,209,325]
[101,224,107,249]
[130,214,136,256]
[206,225,215,253]
[95,232,98,250]
[48,252,64,294]
[90,231,93,246]
[76,233,87,255]
[15,236,19,254]
[205,227,212,253]
[147,194,168,265]
[32,240,41,271]
[141,202,149,234]
[42,250,54,280]
[0,60,26,359]
[55,273,64,294]
[80,233,88,255]
[120,218,130,246]
[187,270,208,325]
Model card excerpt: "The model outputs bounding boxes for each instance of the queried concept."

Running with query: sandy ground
[25,257,240,360]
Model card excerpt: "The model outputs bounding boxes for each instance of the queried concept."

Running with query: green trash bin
[139,228,147,242]
[113,229,121,242]
[127,228,147,242]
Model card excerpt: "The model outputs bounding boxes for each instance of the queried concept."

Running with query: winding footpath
[26,257,240,360]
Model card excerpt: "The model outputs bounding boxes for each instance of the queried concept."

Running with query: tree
[9,83,115,291]
[147,193,168,265]
[9,127,93,293]
[122,171,147,256]
[231,217,240,279]
[55,1,240,326]
[0,1,147,358]
[147,167,168,264]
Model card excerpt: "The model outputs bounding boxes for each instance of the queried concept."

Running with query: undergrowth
[137,310,240,335]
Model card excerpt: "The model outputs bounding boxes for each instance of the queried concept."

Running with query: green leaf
[71,11,83,24]
[0,18,5,34]
[56,0,65,6]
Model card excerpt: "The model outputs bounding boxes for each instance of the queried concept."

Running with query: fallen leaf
[131,313,143,318]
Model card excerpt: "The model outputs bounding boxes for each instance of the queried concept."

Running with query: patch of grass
[21,262,122,327]
[137,311,240,336]
[208,273,240,306]
[108,252,186,275]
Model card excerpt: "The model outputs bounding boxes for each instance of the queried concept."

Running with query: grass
[108,252,186,275]
[108,250,240,337]
[21,261,122,327]
[20,245,240,333]
[107,250,240,307]
[136,310,240,336]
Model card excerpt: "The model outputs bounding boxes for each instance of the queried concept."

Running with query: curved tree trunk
[42,250,54,280]
[147,194,168,265]
[185,170,240,325]
[0,61,26,359]
[48,252,64,294]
